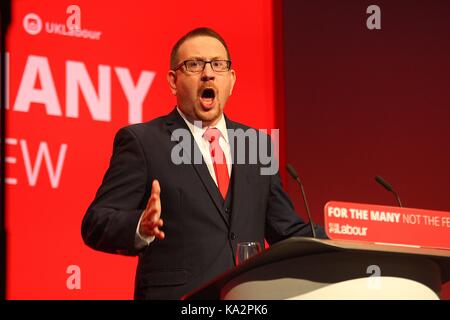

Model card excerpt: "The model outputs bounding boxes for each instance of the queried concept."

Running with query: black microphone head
[286,163,299,180]
[375,175,393,192]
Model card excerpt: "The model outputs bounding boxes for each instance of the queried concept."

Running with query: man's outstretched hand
[139,180,165,240]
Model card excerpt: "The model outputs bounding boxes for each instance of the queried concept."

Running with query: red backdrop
[5,0,279,299]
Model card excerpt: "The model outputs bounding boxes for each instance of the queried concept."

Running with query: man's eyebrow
[185,56,227,61]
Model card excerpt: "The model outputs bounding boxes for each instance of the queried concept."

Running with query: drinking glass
[236,242,262,265]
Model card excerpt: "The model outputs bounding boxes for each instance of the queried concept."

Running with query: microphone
[286,163,316,238]
[375,175,403,207]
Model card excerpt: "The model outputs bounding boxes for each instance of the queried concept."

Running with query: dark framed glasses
[174,60,232,73]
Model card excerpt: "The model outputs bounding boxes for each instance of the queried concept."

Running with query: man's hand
[139,180,165,240]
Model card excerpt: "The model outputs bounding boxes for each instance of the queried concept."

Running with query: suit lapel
[164,108,229,226]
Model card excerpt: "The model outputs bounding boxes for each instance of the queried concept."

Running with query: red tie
[203,128,230,199]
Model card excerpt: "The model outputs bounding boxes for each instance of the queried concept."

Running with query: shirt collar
[176,106,229,143]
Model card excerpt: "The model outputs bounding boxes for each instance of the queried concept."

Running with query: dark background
[283,0,450,298]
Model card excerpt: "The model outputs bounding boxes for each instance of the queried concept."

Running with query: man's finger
[152,226,163,237]
[149,193,161,215]
[155,230,165,240]
[151,180,160,197]
[145,180,161,210]
[146,200,160,216]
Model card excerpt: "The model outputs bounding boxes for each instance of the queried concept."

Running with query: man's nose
[201,62,215,81]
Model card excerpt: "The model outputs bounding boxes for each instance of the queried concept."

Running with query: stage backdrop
[283,0,450,299]
[5,0,281,299]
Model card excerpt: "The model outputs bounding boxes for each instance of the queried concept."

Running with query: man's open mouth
[199,88,217,109]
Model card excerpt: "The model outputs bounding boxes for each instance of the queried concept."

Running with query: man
[82,27,325,300]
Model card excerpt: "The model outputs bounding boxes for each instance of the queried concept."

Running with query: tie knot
[203,127,221,144]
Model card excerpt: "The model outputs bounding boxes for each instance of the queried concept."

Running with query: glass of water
[236,242,262,265]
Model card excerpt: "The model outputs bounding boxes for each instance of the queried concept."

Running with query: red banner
[6,0,279,299]
[325,201,450,249]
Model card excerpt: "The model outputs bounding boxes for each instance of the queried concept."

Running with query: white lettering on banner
[328,223,368,236]
[325,202,450,249]
[13,55,63,116]
[370,210,400,223]
[66,61,111,121]
[21,140,68,188]
[9,53,155,123]
[114,67,156,124]
[327,206,348,218]
[402,214,422,225]
[5,139,68,188]
[23,10,101,40]
[349,208,369,220]
[441,217,450,227]
[5,138,18,185]
[423,215,440,227]
[45,22,102,40]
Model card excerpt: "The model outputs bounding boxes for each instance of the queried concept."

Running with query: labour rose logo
[23,13,42,35]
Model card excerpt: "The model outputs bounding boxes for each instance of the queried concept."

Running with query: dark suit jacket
[81,108,324,299]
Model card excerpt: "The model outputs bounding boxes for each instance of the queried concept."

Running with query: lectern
[183,237,450,300]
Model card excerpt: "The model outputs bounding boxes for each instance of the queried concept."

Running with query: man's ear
[229,69,236,95]
[167,70,177,95]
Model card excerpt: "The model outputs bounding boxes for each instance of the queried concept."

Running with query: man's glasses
[174,60,232,73]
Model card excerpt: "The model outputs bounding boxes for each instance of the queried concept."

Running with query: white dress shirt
[135,108,232,248]
[176,107,232,181]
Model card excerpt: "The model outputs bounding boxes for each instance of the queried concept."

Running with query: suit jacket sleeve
[264,171,328,244]
[81,127,149,256]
